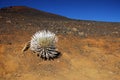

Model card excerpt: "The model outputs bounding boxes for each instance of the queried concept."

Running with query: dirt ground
[0,31,120,80]
[0,6,120,80]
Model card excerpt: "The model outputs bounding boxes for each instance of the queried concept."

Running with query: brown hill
[0,6,120,80]
[0,6,70,21]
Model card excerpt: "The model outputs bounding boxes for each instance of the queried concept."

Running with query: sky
[0,0,120,22]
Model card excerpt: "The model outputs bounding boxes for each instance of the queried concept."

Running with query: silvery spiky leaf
[30,30,60,60]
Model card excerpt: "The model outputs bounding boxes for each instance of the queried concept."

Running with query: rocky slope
[0,6,120,80]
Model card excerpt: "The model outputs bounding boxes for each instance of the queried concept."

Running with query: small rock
[67,31,72,34]
[87,23,91,25]
[112,31,118,34]
[78,32,84,36]
[72,28,77,32]
[6,20,11,24]
[108,71,114,74]
[78,32,84,35]
[27,23,32,26]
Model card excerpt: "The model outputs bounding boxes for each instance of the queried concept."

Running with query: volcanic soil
[0,6,120,80]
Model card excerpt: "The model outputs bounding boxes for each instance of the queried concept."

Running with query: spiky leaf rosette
[30,30,60,60]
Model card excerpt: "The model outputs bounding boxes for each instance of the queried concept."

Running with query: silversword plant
[22,30,61,60]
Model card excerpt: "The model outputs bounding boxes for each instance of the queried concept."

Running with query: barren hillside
[0,6,120,80]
